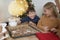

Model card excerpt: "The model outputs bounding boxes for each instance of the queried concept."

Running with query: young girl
[36,2,60,40]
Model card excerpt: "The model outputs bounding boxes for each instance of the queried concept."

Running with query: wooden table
[4,35,38,40]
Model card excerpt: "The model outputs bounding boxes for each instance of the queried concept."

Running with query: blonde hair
[44,2,58,18]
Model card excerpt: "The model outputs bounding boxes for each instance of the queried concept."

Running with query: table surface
[4,35,38,40]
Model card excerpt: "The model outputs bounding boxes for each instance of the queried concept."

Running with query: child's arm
[37,16,44,31]
[33,16,40,24]
[20,17,29,23]
[37,16,49,33]
[17,17,29,24]
[37,21,49,33]
[51,28,57,32]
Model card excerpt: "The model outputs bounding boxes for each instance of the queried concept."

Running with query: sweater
[37,15,60,32]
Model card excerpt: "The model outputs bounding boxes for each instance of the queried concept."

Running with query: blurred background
[0,0,59,22]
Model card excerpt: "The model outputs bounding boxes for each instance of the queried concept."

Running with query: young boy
[19,9,40,25]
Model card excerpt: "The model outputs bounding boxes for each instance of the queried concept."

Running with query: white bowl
[9,21,17,27]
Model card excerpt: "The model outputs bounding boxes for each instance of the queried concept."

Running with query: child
[36,2,60,40]
[18,8,40,25]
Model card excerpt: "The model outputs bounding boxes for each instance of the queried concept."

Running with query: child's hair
[26,7,35,14]
[43,2,59,18]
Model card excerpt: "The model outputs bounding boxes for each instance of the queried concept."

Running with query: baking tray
[6,24,40,38]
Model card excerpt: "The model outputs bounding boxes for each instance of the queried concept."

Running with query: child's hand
[51,28,57,32]
[41,26,49,33]
[29,21,33,25]
[44,27,49,31]
[17,20,21,25]
[29,21,33,24]
[29,21,36,26]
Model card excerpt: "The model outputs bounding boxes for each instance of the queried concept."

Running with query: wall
[0,0,55,22]
[0,0,12,22]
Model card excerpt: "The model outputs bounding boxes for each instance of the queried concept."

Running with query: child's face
[27,11,36,19]
[43,8,53,16]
